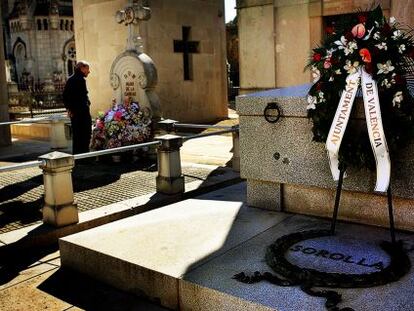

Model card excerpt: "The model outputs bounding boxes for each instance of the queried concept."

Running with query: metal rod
[330,168,345,235]
[74,140,161,160]
[183,128,237,141]
[0,160,45,173]
[387,186,397,244]
[174,123,235,130]
[0,113,68,126]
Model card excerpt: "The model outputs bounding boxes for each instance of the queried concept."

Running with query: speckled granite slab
[59,183,414,311]
[236,84,414,199]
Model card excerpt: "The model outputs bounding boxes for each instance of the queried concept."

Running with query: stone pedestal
[39,152,78,227]
[237,84,414,231]
[48,115,70,149]
[156,134,184,194]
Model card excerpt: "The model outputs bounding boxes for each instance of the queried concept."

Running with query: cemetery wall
[237,0,414,94]
[73,0,228,123]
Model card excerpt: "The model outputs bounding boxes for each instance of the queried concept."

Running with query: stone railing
[0,120,239,227]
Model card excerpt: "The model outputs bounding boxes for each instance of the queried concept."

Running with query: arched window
[43,19,48,30]
[13,40,27,84]
[64,40,76,77]
[37,19,42,30]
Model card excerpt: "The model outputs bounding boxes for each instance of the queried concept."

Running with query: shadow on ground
[38,268,168,311]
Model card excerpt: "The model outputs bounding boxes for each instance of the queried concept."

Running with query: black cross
[174,26,199,80]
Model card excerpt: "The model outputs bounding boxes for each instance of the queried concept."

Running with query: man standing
[63,61,92,154]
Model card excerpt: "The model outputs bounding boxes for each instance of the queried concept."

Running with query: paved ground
[0,114,240,310]
[0,118,237,234]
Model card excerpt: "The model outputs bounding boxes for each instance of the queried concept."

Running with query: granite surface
[58,182,414,311]
[237,86,414,200]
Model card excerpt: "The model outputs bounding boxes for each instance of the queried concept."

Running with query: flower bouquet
[90,98,152,151]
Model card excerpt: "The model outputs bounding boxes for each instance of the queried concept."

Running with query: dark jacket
[63,70,90,115]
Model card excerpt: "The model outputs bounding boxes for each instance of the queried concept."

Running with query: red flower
[313,53,322,62]
[325,26,335,35]
[114,111,123,121]
[359,48,371,63]
[358,14,367,23]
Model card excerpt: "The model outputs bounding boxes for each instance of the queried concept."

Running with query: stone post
[156,134,184,194]
[48,116,69,149]
[39,152,78,227]
[232,127,240,171]
[157,119,178,134]
[0,5,12,146]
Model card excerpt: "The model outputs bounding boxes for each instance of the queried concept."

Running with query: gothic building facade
[1,0,75,86]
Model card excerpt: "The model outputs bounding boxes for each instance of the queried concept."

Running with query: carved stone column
[39,152,78,227]
[156,134,184,194]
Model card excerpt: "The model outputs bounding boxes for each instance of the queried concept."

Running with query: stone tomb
[59,183,414,311]
[237,84,414,231]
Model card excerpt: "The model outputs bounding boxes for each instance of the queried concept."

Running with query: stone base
[59,183,414,311]
[156,175,184,194]
[283,183,414,232]
[42,203,79,227]
[247,179,282,211]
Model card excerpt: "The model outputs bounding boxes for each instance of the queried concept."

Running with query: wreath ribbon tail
[361,68,391,192]
[326,71,361,181]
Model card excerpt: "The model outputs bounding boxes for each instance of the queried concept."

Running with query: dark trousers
[71,112,92,155]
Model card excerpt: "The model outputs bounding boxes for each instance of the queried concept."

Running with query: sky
[225,0,236,23]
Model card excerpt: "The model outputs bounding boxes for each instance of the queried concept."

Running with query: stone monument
[110,0,160,121]
[237,84,414,231]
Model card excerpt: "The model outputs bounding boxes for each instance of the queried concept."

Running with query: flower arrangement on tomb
[90,97,152,150]
[306,5,414,191]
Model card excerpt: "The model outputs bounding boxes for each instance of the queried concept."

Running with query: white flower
[375,42,388,50]
[335,69,342,75]
[389,16,396,25]
[307,95,317,110]
[392,91,403,107]
[345,41,358,55]
[399,44,406,54]
[392,30,402,40]
[334,36,347,49]
[377,60,395,75]
[318,91,326,102]
[311,66,320,83]
[373,31,381,40]
[335,36,357,55]
[329,76,334,82]
[381,79,392,89]
[344,60,360,74]
[326,48,336,57]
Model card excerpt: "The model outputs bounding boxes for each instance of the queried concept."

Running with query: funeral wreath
[306,5,414,191]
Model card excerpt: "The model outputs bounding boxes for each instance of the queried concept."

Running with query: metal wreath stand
[233,103,411,311]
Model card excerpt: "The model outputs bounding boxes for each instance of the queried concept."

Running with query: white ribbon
[326,68,391,192]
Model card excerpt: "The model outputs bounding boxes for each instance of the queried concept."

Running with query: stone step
[59,183,414,311]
